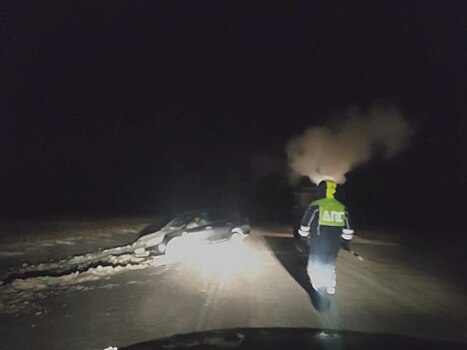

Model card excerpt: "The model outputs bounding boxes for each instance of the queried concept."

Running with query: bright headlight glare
[135,247,146,255]
[166,241,266,280]
[147,236,164,247]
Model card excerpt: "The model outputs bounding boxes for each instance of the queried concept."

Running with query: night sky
[2,2,466,232]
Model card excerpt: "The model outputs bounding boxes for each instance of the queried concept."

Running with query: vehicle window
[198,211,216,226]
[184,211,226,228]
[204,210,227,223]
[164,214,192,228]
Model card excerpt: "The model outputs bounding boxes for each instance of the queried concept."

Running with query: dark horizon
[2,2,465,232]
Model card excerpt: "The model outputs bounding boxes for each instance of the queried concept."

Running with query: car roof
[174,208,230,217]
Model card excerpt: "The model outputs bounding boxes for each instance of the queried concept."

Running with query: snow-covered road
[1,228,466,349]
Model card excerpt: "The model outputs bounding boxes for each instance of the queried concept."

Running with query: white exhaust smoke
[285,103,414,184]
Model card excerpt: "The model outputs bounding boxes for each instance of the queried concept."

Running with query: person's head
[192,216,201,223]
[317,179,337,199]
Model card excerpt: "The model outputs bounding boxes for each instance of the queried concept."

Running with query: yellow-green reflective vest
[311,198,346,227]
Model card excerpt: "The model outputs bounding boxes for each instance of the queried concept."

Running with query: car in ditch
[132,209,251,256]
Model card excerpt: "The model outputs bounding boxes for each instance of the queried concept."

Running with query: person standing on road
[298,179,354,295]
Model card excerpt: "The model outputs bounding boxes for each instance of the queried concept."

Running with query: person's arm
[341,210,354,250]
[298,205,319,237]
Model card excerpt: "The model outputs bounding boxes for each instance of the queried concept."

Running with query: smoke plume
[286,102,414,184]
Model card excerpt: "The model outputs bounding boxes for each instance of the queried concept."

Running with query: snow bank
[0,252,153,315]
[18,245,135,273]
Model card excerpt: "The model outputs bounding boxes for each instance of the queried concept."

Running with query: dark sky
[2,1,466,226]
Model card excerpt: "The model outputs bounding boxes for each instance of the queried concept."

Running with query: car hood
[132,227,180,248]
[120,328,465,350]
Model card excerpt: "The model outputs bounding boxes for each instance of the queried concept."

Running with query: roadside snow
[17,245,136,273]
[0,251,24,257]
[0,238,172,316]
[0,256,155,315]
[0,218,150,282]
[0,217,170,316]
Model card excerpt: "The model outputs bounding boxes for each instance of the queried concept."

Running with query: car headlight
[135,247,146,255]
[147,236,164,247]
[158,242,166,253]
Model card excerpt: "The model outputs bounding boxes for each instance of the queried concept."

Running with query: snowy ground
[0,217,157,315]
[0,217,153,279]
[0,219,466,349]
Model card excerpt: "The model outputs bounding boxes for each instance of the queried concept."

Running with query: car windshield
[164,214,194,228]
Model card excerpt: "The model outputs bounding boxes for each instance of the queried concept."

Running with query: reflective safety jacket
[299,180,353,241]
